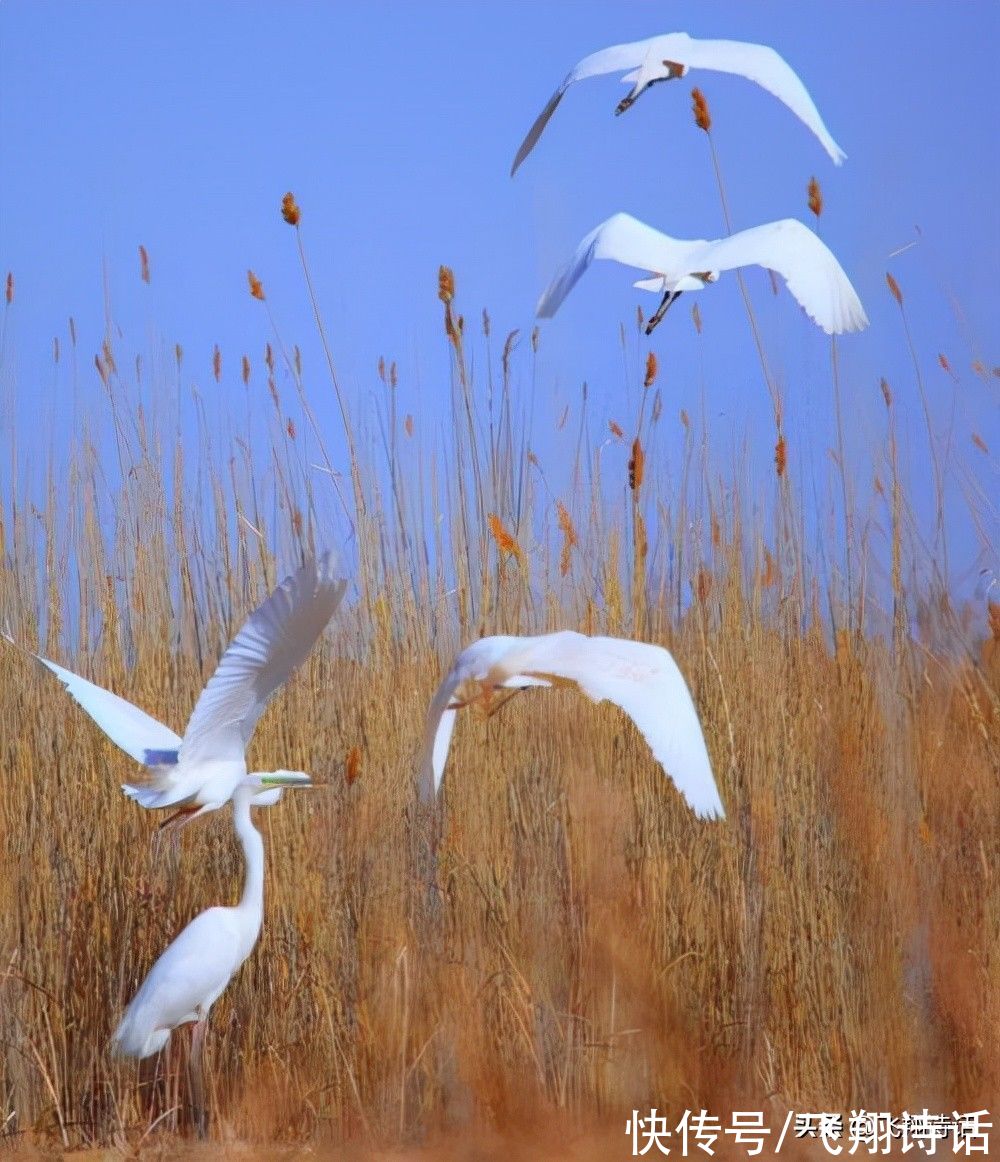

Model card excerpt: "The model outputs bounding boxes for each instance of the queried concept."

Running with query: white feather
[419,631,724,819]
[537,212,868,335]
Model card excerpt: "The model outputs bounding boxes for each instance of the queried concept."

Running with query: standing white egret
[419,631,725,819]
[112,772,308,1135]
[7,553,346,827]
[536,212,868,336]
[511,31,845,174]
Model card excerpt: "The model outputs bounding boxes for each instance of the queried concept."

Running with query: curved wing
[417,668,462,805]
[511,40,647,175]
[499,631,725,819]
[179,553,346,767]
[536,213,705,318]
[691,219,868,334]
[6,638,181,765]
[682,36,846,164]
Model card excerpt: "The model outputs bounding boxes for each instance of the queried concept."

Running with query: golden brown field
[0,238,997,1160]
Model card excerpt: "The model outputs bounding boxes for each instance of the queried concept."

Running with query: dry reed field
[0,219,997,1161]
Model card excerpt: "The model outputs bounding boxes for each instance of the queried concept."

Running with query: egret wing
[511,40,647,174]
[690,219,868,334]
[179,554,346,766]
[418,669,462,803]
[536,213,705,318]
[10,642,181,765]
[503,631,725,819]
[681,36,846,163]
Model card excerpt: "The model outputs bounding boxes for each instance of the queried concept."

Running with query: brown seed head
[94,354,107,384]
[291,508,303,538]
[807,176,823,218]
[874,475,884,498]
[694,567,713,603]
[643,351,658,388]
[4,272,12,305]
[390,361,397,388]
[247,270,265,301]
[691,87,711,132]
[53,337,60,364]
[488,513,524,564]
[286,418,296,440]
[437,265,455,305]
[241,355,251,385]
[774,434,787,478]
[265,342,274,372]
[404,414,414,437]
[971,432,988,454]
[281,191,301,226]
[345,746,362,786]
[680,408,690,430]
[636,304,644,330]
[937,353,951,374]
[556,500,578,577]
[212,344,222,383]
[691,302,702,334]
[710,512,721,549]
[608,420,624,439]
[138,245,150,284]
[174,342,183,368]
[886,271,903,305]
[628,437,645,492]
[482,307,491,337]
[880,377,893,408]
[377,356,386,384]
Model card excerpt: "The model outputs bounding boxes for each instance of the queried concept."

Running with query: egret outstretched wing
[179,553,347,767]
[420,631,724,819]
[681,218,868,334]
[511,41,647,175]
[536,213,706,318]
[4,637,181,765]
[678,35,845,164]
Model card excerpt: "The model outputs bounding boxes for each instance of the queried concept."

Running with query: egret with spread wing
[511,31,845,174]
[8,553,346,828]
[112,773,308,1135]
[536,212,868,336]
[419,631,724,820]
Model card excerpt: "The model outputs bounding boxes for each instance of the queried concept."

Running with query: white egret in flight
[536,212,868,336]
[112,773,308,1135]
[419,631,725,820]
[9,553,346,828]
[511,31,846,174]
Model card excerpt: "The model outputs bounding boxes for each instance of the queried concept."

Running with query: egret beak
[259,772,313,789]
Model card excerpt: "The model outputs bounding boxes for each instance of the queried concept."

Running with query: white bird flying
[112,773,306,1134]
[511,31,846,174]
[536,212,868,336]
[9,553,346,828]
[418,631,725,820]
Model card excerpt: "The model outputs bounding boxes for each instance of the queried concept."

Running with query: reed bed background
[0,227,997,1157]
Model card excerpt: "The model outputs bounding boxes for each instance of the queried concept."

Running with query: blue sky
[1,2,997,602]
